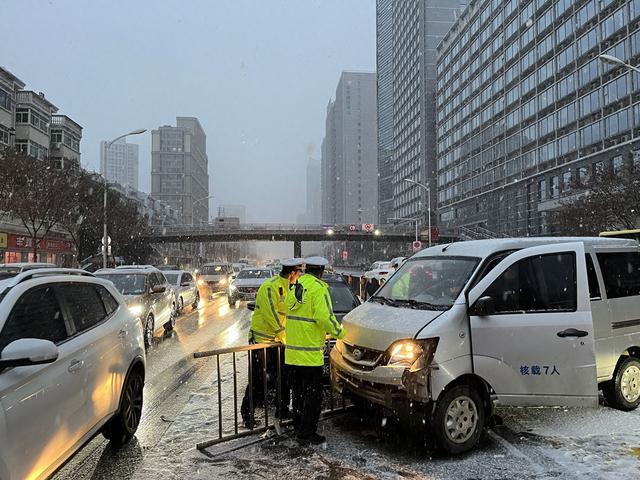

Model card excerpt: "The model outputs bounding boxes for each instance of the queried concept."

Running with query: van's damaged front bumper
[330,348,435,409]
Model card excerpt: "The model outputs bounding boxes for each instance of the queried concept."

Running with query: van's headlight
[129,304,144,316]
[197,279,205,286]
[386,338,438,368]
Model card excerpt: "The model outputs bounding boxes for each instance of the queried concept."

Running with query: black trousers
[240,347,291,422]
[289,365,323,436]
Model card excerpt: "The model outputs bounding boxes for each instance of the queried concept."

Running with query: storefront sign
[7,234,74,253]
[0,233,6,249]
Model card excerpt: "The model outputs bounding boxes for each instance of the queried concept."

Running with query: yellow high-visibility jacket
[249,275,290,343]
[285,273,345,366]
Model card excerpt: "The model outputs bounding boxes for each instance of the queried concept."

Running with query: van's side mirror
[247,302,256,311]
[180,281,190,287]
[0,339,59,370]
[473,296,496,316]
[151,285,166,294]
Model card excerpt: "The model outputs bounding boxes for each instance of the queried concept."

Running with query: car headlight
[197,279,205,286]
[220,277,228,285]
[386,338,439,368]
[229,284,237,292]
[129,304,144,316]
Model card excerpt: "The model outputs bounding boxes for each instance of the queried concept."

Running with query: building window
[550,176,560,198]
[613,155,624,174]
[0,88,10,111]
[538,179,547,201]
[0,124,9,145]
[15,108,29,124]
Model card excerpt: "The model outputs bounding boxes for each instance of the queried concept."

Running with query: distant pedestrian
[365,277,380,300]
[286,256,345,445]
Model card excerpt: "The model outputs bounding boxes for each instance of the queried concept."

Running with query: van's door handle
[68,359,84,373]
[118,329,127,338]
[557,328,588,338]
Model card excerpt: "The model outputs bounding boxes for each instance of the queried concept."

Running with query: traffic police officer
[241,258,304,428]
[285,256,345,444]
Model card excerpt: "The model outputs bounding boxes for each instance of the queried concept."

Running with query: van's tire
[603,357,640,411]
[432,384,485,455]
[104,366,144,447]
[192,291,200,310]
[164,305,176,332]
[143,315,154,349]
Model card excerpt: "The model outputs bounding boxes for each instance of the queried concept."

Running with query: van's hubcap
[621,365,640,402]
[445,396,478,444]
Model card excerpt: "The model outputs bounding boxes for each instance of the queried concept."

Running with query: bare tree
[5,150,79,259]
[555,165,640,235]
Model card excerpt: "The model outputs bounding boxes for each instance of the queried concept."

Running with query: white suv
[0,269,146,480]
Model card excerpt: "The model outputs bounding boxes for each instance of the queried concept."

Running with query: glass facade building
[436,0,640,236]
[391,0,468,224]
[376,0,394,224]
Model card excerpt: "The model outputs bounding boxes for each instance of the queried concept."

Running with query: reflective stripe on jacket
[249,275,290,343]
[285,273,345,366]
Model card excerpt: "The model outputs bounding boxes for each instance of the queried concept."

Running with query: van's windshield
[373,256,479,309]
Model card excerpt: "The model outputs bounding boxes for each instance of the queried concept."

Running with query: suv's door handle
[68,359,84,373]
[557,328,589,338]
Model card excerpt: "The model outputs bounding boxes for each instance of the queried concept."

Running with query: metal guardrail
[151,223,416,235]
[193,341,346,450]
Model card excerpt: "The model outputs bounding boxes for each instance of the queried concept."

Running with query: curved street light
[598,54,640,74]
[103,128,147,268]
[191,195,215,227]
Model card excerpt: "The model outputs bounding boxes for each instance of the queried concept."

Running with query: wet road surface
[53,292,251,480]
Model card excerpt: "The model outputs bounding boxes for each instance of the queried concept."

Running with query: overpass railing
[151,223,416,235]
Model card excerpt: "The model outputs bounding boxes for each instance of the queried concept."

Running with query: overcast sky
[1,0,375,225]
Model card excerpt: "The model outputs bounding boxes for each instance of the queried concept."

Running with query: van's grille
[342,343,384,371]
[238,287,258,293]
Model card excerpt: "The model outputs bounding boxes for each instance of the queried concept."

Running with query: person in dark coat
[365,277,380,300]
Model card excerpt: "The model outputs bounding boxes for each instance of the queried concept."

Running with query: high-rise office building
[436,0,640,236]
[321,71,378,225]
[376,0,394,225]
[305,158,321,224]
[100,138,139,189]
[151,117,209,226]
[390,0,468,226]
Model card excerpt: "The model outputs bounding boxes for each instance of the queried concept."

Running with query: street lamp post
[102,128,146,268]
[388,217,420,242]
[403,178,432,247]
[598,54,640,74]
[191,195,215,264]
[191,195,215,228]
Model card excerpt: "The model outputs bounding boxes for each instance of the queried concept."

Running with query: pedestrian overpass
[145,223,418,257]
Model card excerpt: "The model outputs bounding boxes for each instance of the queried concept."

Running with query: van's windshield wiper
[370,295,396,306]
[389,298,448,311]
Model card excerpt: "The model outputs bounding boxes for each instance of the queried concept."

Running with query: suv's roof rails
[0,268,96,294]
[115,265,157,270]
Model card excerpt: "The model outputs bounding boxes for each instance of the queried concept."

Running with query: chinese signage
[520,364,560,376]
[5,234,74,253]
[0,233,6,249]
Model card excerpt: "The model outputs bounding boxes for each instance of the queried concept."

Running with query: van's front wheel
[603,357,640,411]
[432,385,485,455]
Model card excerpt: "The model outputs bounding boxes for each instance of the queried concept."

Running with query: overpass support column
[293,240,302,258]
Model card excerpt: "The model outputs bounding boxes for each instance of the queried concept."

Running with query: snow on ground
[134,355,640,479]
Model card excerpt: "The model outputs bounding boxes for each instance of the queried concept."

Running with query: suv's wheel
[228,296,236,308]
[432,384,485,455]
[164,304,176,332]
[177,297,184,315]
[143,315,154,349]
[603,357,640,411]
[104,366,144,447]
[192,291,200,310]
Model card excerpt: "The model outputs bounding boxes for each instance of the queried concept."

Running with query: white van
[199,262,232,293]
[331,237,640,454]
